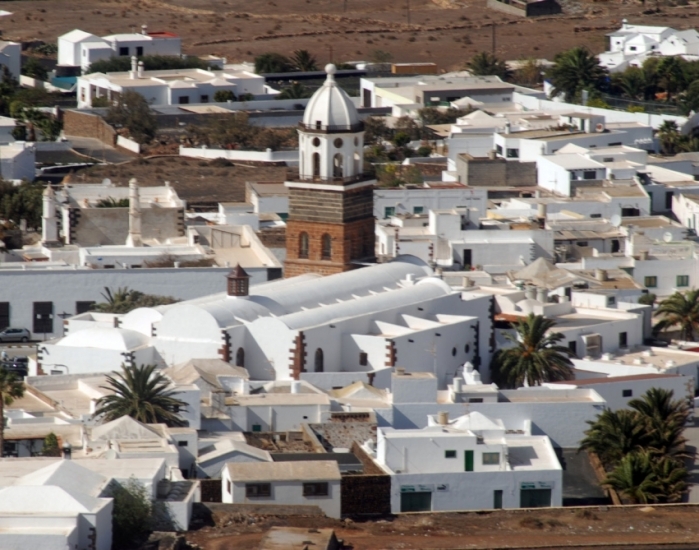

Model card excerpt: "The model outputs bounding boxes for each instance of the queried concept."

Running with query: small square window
[583,171,597,180]
[359,352,368,366]
[177,440,188,447]
[506,148,519,158]
[644,276,658,288]
[622,389,633,398]
[445,450,457,459]
[413,206,424,214]
[482,452,500,465]
[119,47,129,56]
[677,275,689,287]
[384,206,396,219]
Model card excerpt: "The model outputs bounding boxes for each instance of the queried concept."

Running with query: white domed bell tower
[285,64,376,277]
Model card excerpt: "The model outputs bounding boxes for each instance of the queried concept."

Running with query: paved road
[66,135,136,164]
[0,344,36,360]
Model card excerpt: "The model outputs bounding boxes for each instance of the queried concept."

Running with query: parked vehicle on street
[0,328,31,343]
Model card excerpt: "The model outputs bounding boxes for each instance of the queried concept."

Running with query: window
[413,206,424,214]
[468,398,484,403]
[622,389,633,398]
[236,347,245,368]
[677,275,690,287]
[590,213,602,218]
[136,46,143,56]
[0,302,9,330]
[483,452,500,465]
[630,46,637,51]
[312,152,320,177]
[33,302,53,334]
[314,348,324,373]
[644,276,658,288]
[321,234,332,260]
[568,341,577,356]
[178,96,190,104]
[583,171,597,180]
[76,301,95,314]
[576,241,589,247]
[252,424,262,432]
[119,47,129,56]
[178,440,188,447]
[607,296,616,306]
[245,483,271,497]
[298,232,309,259]
[495,145,503,155]
[227,480,232,494]
[200,94,209,103]
[303,482,329,496]
[445,450,457,459]
[359,352,368,366]
[333,153,343,178]
[619,332,627,348]
[506,148,519,158]
[384,207,395,218]
[80,88,86,102]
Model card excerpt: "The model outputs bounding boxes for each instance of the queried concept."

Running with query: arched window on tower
[333,153,343,179]
[312,152,320,177]
[321,233,332,260]
[314,348,324,372]
[236,347,245,368]
[299,232,309,259]
[354,152,361,175]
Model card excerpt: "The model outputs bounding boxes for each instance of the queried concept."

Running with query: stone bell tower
[284,64,376,277]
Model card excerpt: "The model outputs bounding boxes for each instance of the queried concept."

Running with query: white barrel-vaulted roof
[302,63,360,129]
[57,326,149,350]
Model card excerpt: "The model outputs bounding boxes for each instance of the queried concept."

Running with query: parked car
[643,337,669,348]
[0,328,31,343]
[0,361,27,378]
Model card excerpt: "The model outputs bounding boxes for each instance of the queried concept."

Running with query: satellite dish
[663,232,673,243]
[610,214,621,227]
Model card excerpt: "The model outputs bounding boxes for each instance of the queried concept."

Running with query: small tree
[638,293,656,306]
[254,52,292,74]
[213,90,236,102]
[92,286,177,314]
[466,52,510,79]
[0,367,24,457]
[21,57,48,81]
[42,432,60,456]
[110,478,154,549]
[105,91,156,144]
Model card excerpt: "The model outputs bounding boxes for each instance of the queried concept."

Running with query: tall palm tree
[94,364,187,427]
[579,408,649,468]
[656,120,683,155]
[656,56,685,102]
[466,52,510,79]
[603,451,661,504]
[254,52,291,74]
[489,314,574,389]
[654,289,699,340]
[548,46,607,102]
[290,50,318,72]
[0,367,24,457]
[614,67,646,101]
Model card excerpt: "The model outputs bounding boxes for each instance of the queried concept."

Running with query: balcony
[299,122,364,134]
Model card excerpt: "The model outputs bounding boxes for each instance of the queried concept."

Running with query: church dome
[302,64,361,131]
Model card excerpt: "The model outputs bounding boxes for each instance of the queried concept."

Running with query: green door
[464,450,474,472]
[400,492,432,512]
[494,490,503,509]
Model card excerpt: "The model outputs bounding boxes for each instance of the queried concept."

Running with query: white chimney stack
[141,24,148,35]
[137,61,144,79]
[130,56,137,79]
[125,178,143,247]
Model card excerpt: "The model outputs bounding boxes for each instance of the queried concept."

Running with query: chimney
[595,268,608,282]
[137,61,144,79]
[141,24,148,35]
[395,367,405,376]
[130,56,137,79]
[125,178,143,247]
[488,149,496,160]
[226,264,250,297]
[504,121,511,134]
[437,411,449,425]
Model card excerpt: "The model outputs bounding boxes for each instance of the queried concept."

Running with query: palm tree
[278,82,313,100]
[656,120,683,155]
[603,451,661,504]
[652,456,688,502]
[614,67,646,101]
[579,409,649,468]
[290,50,318,72]
[254,52,291,74]
[466,52,510,79]
[629,388,689,459]
[0,367,24,456]
[654,289,699,340]
[656,56,685,102]
[94,364,187,427]
[489,314,574,389]
[548,46,607,102]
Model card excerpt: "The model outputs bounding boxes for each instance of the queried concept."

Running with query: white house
[222,461,342,518]
[0,41,20,78]
[77,64,265,108]
[0,141,35,182]
[58,27,182,72]
[369,411,562,513]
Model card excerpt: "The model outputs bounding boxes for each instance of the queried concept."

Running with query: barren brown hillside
[8,0,699,72]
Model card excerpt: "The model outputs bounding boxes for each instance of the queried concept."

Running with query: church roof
[302,64,360,130]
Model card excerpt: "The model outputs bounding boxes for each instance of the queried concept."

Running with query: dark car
[0,361,27,378]
[644,337,669,348]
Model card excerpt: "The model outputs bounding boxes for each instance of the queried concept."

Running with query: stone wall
[456,154,536,187]
[70,207,184,246]
[63,110,116,147]
[289,186,373,224]
[341,474,391,516]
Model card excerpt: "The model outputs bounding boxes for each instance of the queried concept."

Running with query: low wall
[116,135,140,154]
[63,110,116,147]
[179,146,298,166]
